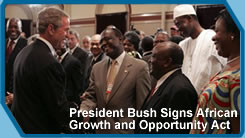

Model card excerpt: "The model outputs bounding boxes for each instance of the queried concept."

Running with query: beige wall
[131,4,162,14]
[5,5,31,19]
[67,5,97,19]
[71,24,95,42]
[133,21,161,36]
[99,4,127,14]
[65,4,129,38]
[5,4,177,39]
[65,4,177,37]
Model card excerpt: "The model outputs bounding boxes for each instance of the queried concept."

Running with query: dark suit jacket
[135,69,197,134]
[72,47,89,92]
[61,53,83,105]
[5,37,27,94]
[11,39,76,134]
[81,54,151,134]
[84,53,106,90]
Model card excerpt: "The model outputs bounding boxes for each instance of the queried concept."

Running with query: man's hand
[5,92,14,106]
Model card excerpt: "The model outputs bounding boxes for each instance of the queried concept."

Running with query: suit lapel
[106,55,131,103]
[61,53,69,65]
[143,69,182,108]
[72,47,78,56]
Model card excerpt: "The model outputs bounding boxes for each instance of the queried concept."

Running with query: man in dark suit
[5,18,27,106]
[89,34,106,66]
[68,30,89,93]
[85,34,106,90]
[11,7,78,134]
[135,41,197,134]
[56,40,83,105]
[80,27,151,134]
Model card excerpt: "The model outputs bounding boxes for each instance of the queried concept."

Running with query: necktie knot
[111,60,117,65]
[91,58,97,66]
[9,40,15,46]
[58,56,62,62]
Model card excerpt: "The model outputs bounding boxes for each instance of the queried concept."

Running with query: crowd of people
[5,4,240,134]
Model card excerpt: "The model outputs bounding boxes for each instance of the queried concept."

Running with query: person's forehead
[215,18,225,30]
[156,33,167,39]
[216,18,224,25]
[155,45,169,55]
[91,38,100,42]
[9,20,18,25]
[102,29,116,37]
[91,36,101,41]
[69,34,76,38]
[83,38,89,41]
[61,17,70,25]
[175,16,187,22]
[61,16,69,21]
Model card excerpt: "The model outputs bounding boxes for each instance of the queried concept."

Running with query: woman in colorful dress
[190,9,240,134]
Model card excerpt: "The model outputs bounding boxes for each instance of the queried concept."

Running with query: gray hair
[69,30,80,40]
[37,7,69,34]
[6,18,22,32]
[82,35,91,41]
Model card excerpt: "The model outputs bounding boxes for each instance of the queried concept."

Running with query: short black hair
[141,36,153,52]
[104,27,123,38]
[124,31,140,51]
[170,36,184,44]
[216,9,239,39]
[168,42,184,66]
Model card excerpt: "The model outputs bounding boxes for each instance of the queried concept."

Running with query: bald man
[135,42,197,134]
[81,35,91,53]
[85,34,106,90]
[80,28,151,134]
[90,34,106,66]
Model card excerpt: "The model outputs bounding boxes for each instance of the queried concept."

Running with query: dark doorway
[96,12,128,34]
[196,4,225,29]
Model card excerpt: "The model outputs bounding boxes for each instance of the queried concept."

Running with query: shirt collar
[59,51,69,63]
[143,51,152,56]
[70,44,79,54]
[37,36,57,57]
[93,53,102,61]
[155,68,180,91]
[112,51,126,66]
[8,35,20,44]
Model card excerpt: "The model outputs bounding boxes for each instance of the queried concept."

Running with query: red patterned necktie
[6,40,15,61]
[146,84,156,103]
[58,56,62,63]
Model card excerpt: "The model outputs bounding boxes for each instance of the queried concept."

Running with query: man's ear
[163,57,172,68]
[119,36,123,44]
[47,24,55,35]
